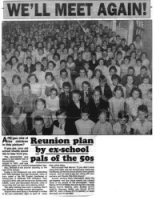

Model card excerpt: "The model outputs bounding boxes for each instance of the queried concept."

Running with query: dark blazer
[24,64,35,73]
[95,84,113,100]
[66,100,85,135]
[59,92,72,111]
[80,90,92,105]
[88,98,109,122]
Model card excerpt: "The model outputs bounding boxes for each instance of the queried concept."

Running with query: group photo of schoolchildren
[2,21,152,135]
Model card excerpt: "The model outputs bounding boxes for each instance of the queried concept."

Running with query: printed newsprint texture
[1,0,152,197]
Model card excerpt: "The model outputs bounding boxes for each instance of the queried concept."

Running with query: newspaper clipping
[1,0,152,197]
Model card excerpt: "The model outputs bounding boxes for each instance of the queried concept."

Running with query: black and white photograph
[2,20,152,135]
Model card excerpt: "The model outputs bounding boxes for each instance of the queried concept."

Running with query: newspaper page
[1,0,155,199]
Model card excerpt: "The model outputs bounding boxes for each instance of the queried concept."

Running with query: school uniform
[66,100,85,135]
[59,92,72,111]
[52,120,69,135]
[88,98,109,122]
[95,84,113,101]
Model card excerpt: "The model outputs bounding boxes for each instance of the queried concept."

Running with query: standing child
[92,110,113,135]
[10,104,27,135]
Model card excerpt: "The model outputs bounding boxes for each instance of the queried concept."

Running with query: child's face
[34,121,44,134]
[124,58,129,64]
[140,69,147,76]
[27,58,32,64]
[12,58,17,65]
[48,63,54,70]
[132,91,139,99]
[46,75,52,83]
[119,117,127,125]
[57,113,66,124]
[36,64,41,71]
[23,86,30,95]
[61,72,67,79]
[99,60,104,66]
[13,107,21,117]
[99,113,106,123]
[127,76,133,84]
[30,76,36,84]
[137,61,142,66]
[143,78,149,84]
[37,101,45,111]
[82,84,89,91]
[93,91,100,102]
[6,63,11,71]
[84,64,89,70]
[50,90,57,99]
[128,69,134,75]
[63,86,70,93]
[95,71,101,78]
[112,78,118,86]
[81,113,89,121]
[14,77,20,85]
[80,70,85,78]
[138,111,146,121]
[115,90,122,98]
[100,80,106,87]
[72,93,80,104]
[110,69,116,76]
[19,65,24,72]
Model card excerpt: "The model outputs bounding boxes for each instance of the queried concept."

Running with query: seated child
[81,81,92,105]
[10,104,27,135]
[46,88,60,113]
[113,111,131,135]
[59,82,72,111]
[32,98,53,134]
[52,110,67,135]
[92,110,113,135]
[143,88,152,121]
[138,76,152,99]
[75,107,95,135]
[131,104,152,135]
[109,86,125,121]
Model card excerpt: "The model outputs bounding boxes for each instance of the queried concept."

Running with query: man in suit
[88,89,109,123]
[66,90,85,135]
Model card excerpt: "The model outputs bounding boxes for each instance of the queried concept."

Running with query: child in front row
[92,110,113,135]
[32,98,53,134]
[113,111,131,135]
[131,104,152,135]
[75,107,95,135]
[10,104,27,135]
